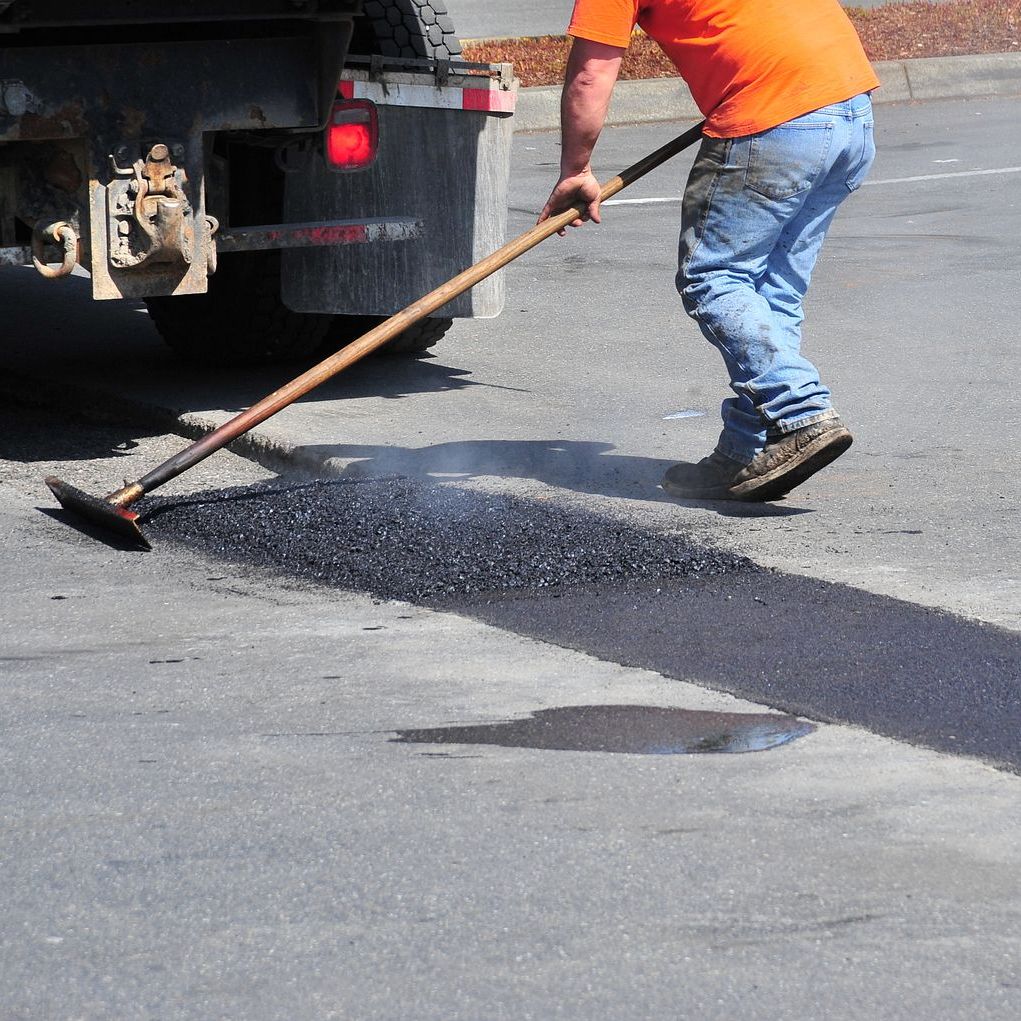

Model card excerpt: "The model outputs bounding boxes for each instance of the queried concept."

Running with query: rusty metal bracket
[107,142,195,271]
[31,220,77,278]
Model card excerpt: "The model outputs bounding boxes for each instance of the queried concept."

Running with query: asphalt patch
[145,476,1021,773]
[466,576,1021,773]
[144,476,755,601]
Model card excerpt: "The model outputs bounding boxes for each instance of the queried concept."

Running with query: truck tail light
[326,99,378,171]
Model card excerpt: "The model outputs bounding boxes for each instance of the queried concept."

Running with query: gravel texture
[144,477,756,602]
[463,1,1021,87]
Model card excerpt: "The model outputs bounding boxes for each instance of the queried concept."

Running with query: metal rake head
[45,476,151,550]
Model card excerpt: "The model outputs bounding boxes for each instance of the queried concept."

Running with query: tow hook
[31,220,78,279]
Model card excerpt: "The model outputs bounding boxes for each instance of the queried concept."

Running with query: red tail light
[326,99,378,171]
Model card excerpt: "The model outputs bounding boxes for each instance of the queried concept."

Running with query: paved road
[3,407,1021,1020]
[2,93,1020,1018]
[449,0,574,39]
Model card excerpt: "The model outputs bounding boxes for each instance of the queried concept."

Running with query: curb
[512,51,1021,132]
[0,368,340,487]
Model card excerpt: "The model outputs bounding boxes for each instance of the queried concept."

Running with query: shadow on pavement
[0,403,162,464]
[1,273,809,516]
[35,506,146,552]
[298,437,811,516]
[0,269,527,412]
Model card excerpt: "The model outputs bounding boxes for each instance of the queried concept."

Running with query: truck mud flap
[281,57,517,320]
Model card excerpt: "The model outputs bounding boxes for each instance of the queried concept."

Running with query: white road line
[603,196,681,206]
[602,165,1021,206]
[864,166,1021,185]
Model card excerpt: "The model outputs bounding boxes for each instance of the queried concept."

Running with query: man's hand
[538,170,602,236]
[536,37,625,236]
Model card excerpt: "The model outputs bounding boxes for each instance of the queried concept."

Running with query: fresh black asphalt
[143,476,1021,773]
[145,477,755,600]
[466,572,1021,771]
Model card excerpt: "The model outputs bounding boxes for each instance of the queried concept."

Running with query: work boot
[661,416,853,502]
[661,448,747,500]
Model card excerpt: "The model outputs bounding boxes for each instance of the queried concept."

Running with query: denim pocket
[744,122,834,202]
[845,120,876,192]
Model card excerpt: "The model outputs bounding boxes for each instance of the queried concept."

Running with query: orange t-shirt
[567,0,880,137]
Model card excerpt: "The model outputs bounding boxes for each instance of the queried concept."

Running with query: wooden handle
[116,120,706,504]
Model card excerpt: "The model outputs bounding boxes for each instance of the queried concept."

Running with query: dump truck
[0,1,516,363]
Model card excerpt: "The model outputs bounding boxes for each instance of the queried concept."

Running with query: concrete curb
[512,51,1021,132]
[0,368,332,487]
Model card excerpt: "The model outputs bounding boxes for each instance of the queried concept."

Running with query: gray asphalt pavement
[4,408,1021,1020]
[2,92,1021,1018]
[449,0,573,39]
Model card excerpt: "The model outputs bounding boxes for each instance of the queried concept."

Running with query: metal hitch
[31,220,78,278]
[108,143,196,271]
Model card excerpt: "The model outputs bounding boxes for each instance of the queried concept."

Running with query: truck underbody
[0,1,516,362]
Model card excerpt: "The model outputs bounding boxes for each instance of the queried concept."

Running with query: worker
[539,0,879,501]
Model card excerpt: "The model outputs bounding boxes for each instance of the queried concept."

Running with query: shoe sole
[661,480,736,501]
[731,428,853,502]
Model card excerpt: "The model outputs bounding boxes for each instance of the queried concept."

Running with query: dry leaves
[463,1,1021,87]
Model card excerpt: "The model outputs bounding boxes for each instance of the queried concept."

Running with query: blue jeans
[677,93,876,463]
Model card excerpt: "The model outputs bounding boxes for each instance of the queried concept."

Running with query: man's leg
[664,97,874,500]
[757,100,876,439]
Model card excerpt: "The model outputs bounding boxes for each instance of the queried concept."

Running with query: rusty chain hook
[32,221,78,279]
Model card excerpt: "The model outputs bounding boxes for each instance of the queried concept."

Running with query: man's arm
[538,37,626,232]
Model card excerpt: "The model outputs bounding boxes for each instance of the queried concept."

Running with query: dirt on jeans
[462,1,1021,88]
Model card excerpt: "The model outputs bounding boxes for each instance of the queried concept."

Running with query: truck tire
[352,0,461,60]
[382,316,454,354]
[324,313,454,357]
[146,252,332,366]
